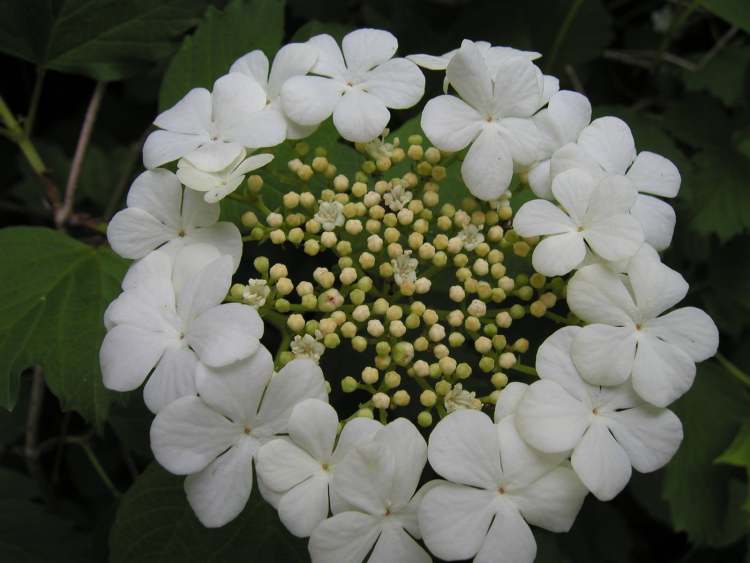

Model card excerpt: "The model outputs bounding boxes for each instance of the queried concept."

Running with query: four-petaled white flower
[309,418,432,563]
[458,223,484,251]
[107,169,242,269]
[315,200,345,231]
[392,251,418,287]
[243,279,270,308]
[551,116,681,250]
[443,383,482,413]
[150,347,328,527]
[176,148,273,203]
[513,168,644,276]
[256,399,382,537]
[516,326,684,500]
[421,39,552,200]
[291,333,325,363]
[566,249,719,407]
[143,73,284,171]
[229,44,320,141]
[383,184,413,211]
[420,409,587,563]
[281,29,425,142]
[100,244,263,413]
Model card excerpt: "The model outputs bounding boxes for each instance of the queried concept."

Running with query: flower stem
[80,443,121,498]
[716,353,750,388]
[24,67,45,136]
[545,0,585,72]
[511,363,538,377]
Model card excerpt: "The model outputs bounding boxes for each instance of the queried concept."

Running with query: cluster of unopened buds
[100,28,719,563]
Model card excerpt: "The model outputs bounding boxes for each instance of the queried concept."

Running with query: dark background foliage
[1,0,749,561]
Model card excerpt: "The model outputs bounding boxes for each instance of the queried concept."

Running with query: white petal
[142,130,205,169]
[627,249,688,319]
[107,208,175,260]
[176,253,232,322]
[343,28,398,72]
[308,512,381,563]
[278,472,330,537]
[281,75,343,126]
[229,50,269,89]
[143,346,198,413]
[428,409,501,489]
[645,307,719,362]
[537,90,591,152]
[631,333,695,407]
[104,282,174,331]
[406,53,449,70]
[185,436,256,527]
[494,382,529,422]
[212,72,266,139]
[185,223,242,272]
[332,441,394,514]
[627,151,680,198]
[288,399,339,461]
[630,193,676,251]
[375,418,427,505]
[257,438,320,492]
[497,417,569,488]
[566,264,638,324]
[179,182,219,227]
[127,168,183,226]
[515,380,590,453]
[120,248,173,290]
[150,396,241,475]
[535,326,589,402]
[571,420,632,501]
[183,141,244,172]
[527,159,553,199]
[461,127,513,200]
[232,105,287,149]
[195,346,274,423]
[418,483,495,561]
[586,174,638,217]
[511,465,587,533]
[513,199,575,237]
[333,88,390,142]
[268,43,318,97]
[491,56,544,118]
[331,417,383,464]
[584,214,644,262]
[497,117,540,165]
[446,42,493,113]
[360,58,425,109]
[308,34,347,77]
[186,303,263,367]
[176,160,223,192]
[154,87,212,135]
[475,500,537,563]
[100,325,167,392]
[549,142,604,181]
[550,168,596,224]
[420,95,482,152]
[571,324,637,386]
[369,522,431,563]
[531,231,586,276]
[577,116,636,175]
[605,405,683,472]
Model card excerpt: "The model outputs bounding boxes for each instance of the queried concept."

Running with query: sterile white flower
[107,169,242,269]
[527,90,592,198]
[443,383,482,413]
[309,418,432,563]
[550,116,681,250]
[420,409,587,563]
[515,326,684,500]
[142,73,284,171]
[457,223,484,251]
[566,248,719,407]
[420,40,550,200]
[315,200,345,231]
[392,251,418,286]
[383,184,413,211]
[150,348,328,527]
[176,148,273,203]
[513,168,644,276]
[256,399,382,537]
[229,44,320,140]
[291,333,326,363]
[281,29,425,142]
[100,244,263,412]
[243,279,270,307]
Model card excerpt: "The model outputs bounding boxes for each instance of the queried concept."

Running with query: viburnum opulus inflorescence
[100,30,719,563]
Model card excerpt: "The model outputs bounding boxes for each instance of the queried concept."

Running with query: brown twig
[24,367,47,497]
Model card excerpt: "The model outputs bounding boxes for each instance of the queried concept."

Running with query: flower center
[243,424,252,435]
[497,486,506,495]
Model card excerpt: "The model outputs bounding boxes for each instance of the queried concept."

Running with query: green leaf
[159,0,285,110]
[701,0,750,34]
[663,363,750,546]
[109,463,308,563]
[291,20,353,43]
[0,227,128,426]
[702,236,750,336]
[0,0,204,81]
[683,45,750,107]
[718,420,750,467]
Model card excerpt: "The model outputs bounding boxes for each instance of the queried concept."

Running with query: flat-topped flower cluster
[101,29,719,563]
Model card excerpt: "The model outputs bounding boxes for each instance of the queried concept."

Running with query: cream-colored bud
[447,237,463,254]
[351,305,370,323]
[306,219,321,234]
[295,281,313,297]
[475,336,492,354]
[283,192,300,209]
[269,264,288,281]
[495,311,512,328]
[312,156,328,172]
[269,229,286,244]
[339,267,357,286]
[362,367,379,384]
[439,356,457,376]
[363,191,381,207]
[389,320,406,337]
[287,314,305,332]
[333,174,349,192]
[275,277,294,296]
[393,390,410,406]
[397,208,414,225]
[387,243,403,259]
[464,316,481,332]
[321,231,337,248]
[414,336,429,352]
[358,252,376,270]
[467,299,487,317]
[498,352,517,369]
[367,319,385,337]
[367,234,384,252]
[448,285,465,303]
[423,309,438,326]
[473,258,489,277]
[428,323,446,342]
[446,310,464,327]
[372,392,390,409]
[340,321,357,338]
[408,232,423,250]
[415,277,431,294]
[379,262,394,278]
[499,276,515,292]
[420,390,437,407]
[413,360,430,377]
[345,219,363,235]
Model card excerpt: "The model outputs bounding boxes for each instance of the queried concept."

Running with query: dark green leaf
[0,227,128,426]
[0,0,204,81]
[291,20,353,43]
[701,0,750,34]
[702,236,750,336]
[109,463,308,563]
[683,45,750,107]
[159,0,285,110]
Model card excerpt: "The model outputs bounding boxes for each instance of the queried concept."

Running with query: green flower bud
[393,342,415,367]
[253,256,269,274]
[417,410,433,428]
[324,333,341,348]
[357,408,374,419]
[510,304,526,319]
[341,376,358,393]
[456,362,472,379]
[305,320,320,335]
[479,356,495,373]
[275,299,290,313]
[352,336,367,352]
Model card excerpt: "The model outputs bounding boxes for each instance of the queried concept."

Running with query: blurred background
[1,0,749,561]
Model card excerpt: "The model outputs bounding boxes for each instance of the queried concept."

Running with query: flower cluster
[101,29,719,563]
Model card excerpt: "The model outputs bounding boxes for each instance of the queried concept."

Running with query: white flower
[566,248,719,407]
[256,399,382,537]
[419,409,587,563]
[150,348,328,527]
[309,418,432,563]
[243,279,270,307]
[107,169,242,269]
[443,383,482,413]
[176,148,273,203]
[315,200,345,231]
[142,73,284,171]
[513,168,644,276]
[421,40,550,200]
[457,223,484,251]
[392,251,418,286]
[527,90,592,198]
[551,116,681,250]
[100,244,263,412]
[362,128,399,160]
[515,326,684,500]
[291,333,325,363]
[383,184,413,211]
[229,44,320,141]
[281,29,425,142]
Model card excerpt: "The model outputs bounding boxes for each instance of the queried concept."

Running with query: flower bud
[439,356,457,376]
[373,392,390,409]
[418,411,433,428]
[428,324,446,342]
[362,367,379,384]
[389,320,406,338]
[448,332,465,347]
[393,390,410,407]
[287,314,305,333]
[393,342,414,366]
[318,289,344,312]
[475,336,492,354]
[414,336,429,352]
[498,352,517,369]
[492,372,509,388]
[352,336,367,352]
[367,319,385,337]
[275,277,294,296]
